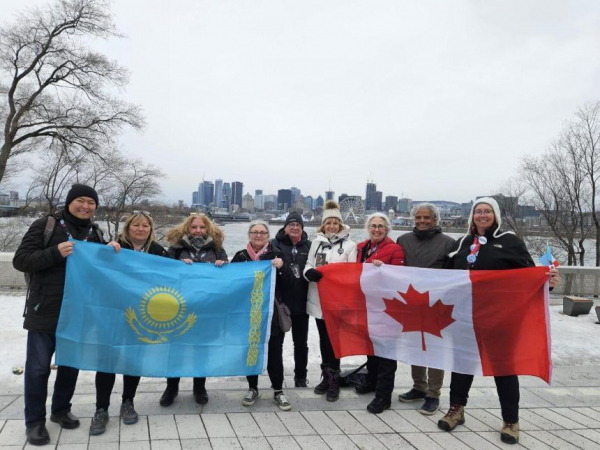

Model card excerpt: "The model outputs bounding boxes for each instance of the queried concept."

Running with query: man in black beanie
[13,184,105,445]
[271,212,312,391]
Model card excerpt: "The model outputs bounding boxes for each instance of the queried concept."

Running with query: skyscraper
[385,195,398,212]
[304,195,314,211]
[325,190,335,201]
[315,195,324,209]
[278,189,292,211]
[222,182,232,209]
[232,181,244,208]
[365,182,377,210]
[214,179,223,207]
[201,180,214,206]
[291,187,301,204]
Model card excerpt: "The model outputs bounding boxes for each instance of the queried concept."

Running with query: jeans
[291,313,309,380]
[24,331,79,428]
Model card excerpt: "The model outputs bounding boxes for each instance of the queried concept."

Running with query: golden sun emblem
[126,286,196,344]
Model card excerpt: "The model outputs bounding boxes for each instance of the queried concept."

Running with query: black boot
[313,365,330,395]
[326,369,340,402]
[26,422,50,446]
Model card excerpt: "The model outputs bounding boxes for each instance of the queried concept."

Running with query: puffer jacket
[167,235,227,263]
[271,228,311,315]
[13,210,104,332]
[357,236,406,265]
[303,225,358,318]
[396,228,455,269]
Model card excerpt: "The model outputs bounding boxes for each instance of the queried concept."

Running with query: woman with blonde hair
[303,201,357,402]
[91,211,168,435]
[159,213,227,407]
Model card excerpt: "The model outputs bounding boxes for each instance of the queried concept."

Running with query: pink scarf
[247,242,269,261]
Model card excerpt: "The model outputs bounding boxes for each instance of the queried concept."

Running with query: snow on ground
[1,295,597,392]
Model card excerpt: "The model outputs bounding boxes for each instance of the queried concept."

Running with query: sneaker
[274,392,292,411]
[194,388,209,405]
[501,422,520,444]
[120,399,139,425]
[367,397,391,414]
[398,388,427,403]
[419,397,440,415]
[242,389,259,406]
[89,408,109,436]
[437,403,465,432]
[159,387,178,406]
[294,378,308,388]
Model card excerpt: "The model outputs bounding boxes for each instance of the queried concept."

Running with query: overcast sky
[3,0,600,204]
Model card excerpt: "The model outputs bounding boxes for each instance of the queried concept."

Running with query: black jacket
[446,229,534,271]
[167,235,228,263]
[271,229,311,315]
[13,210,104,332]
[118,239,168,257]
[232,245,283,335]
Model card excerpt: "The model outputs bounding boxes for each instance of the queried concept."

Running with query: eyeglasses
[368,224,386,230]
[474,209,494,216]
[287,222,302,228]
[249,231,268,236]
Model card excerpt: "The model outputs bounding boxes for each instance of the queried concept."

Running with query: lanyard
[291,246,298,263]
[59,219,93,241]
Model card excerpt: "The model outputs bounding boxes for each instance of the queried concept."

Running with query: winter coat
[13,210,104,333]
[231,245,283,336]
[303,226,358,319]
[396,228,455,269]
[167,235,228,263]
[446,229,534,271]
[118,239,168,257]
[357,236,406,265]
[270,228,311,315]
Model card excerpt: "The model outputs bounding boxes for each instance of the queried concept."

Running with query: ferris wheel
[340,197,365,224]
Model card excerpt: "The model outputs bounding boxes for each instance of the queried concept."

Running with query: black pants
[165,377,206,392]
[95,372,141,411]
[24,331,79,428]
[247,332,284,391]
[450,372,519,423]
[366,355,397,402]
[315,318,339,370]
[291,313,309,380]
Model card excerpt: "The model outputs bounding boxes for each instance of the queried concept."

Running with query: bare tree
[0,0,144,184]
[0,217,24,251]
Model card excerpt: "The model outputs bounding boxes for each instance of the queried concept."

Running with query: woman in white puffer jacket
[304,200,357,402]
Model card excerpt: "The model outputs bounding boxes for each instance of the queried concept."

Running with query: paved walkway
[2,364,600,449]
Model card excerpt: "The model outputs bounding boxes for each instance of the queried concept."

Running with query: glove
[305,268,323,282]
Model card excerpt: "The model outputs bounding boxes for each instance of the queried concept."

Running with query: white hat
[322,200,343,224]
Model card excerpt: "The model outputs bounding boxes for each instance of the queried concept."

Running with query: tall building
[315,195,324,209]
[192,191,200,207]
[325,190,335,201]
[242,193,255,211]
[232,181,243,208]
[365,182,377,210]
[263,194,277,211]
[201,180,214,206]
[375,191,383,211]
[385,195,398,212]
[214,179,223,208]
[278,189,292,211]
[291,187,301,204]
[304,195,314,211]
[222,182,232,209]
[397,198,412,214]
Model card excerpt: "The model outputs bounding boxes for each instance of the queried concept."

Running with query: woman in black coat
[91,211,167,436]
[231,220,293,410]
[159,213,227,407]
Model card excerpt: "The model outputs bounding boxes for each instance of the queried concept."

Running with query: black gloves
[305,269,323,282]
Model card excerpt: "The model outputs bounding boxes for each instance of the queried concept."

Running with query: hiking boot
[501,422,520,444]
[313,365,330,395]
[326,370,340,402]
[354,383,375,394]
[50,410,80,429]
[159,387,178,406]
[419,397,440,415]
[194,388,209,405]
[26,422,50,446]
[120,399,139,425]
[294,378,308,388]
[437,403,465,431]
[89,408,109,436]
[367,397,391,414]
[274,392,292,411]
[398,388,427,403]
[242,389,259,406]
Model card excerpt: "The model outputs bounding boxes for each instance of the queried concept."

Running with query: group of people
[13,183,560,446]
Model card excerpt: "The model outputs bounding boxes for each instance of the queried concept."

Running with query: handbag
[275,300,292,333]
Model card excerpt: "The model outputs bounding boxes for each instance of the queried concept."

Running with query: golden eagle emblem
[126,286,196,344]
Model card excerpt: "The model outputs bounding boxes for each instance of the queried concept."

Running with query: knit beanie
[468,197,502,232]
[321,200,343,224]
[65,184,99,207]
[284,212,304,228]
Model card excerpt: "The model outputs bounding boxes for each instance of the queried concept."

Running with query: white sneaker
[274,392,291,411]
[242,389,259,406]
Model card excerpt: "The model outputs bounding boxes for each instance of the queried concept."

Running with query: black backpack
[339,362,369,388]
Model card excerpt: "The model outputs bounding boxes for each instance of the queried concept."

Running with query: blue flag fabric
[56,241,275,378]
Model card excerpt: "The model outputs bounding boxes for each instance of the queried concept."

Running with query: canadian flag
[317,264,552,383]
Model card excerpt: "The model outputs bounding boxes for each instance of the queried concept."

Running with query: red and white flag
[317,264,552,383]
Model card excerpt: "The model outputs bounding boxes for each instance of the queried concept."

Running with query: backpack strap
[43,215,56,248]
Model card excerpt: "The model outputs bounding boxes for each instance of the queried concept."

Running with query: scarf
[247,242,269,261]
[188,235,208,252]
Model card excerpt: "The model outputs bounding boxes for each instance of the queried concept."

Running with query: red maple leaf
[383,284,455,351]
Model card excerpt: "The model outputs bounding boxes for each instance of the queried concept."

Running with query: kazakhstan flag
[56,241,275,377]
